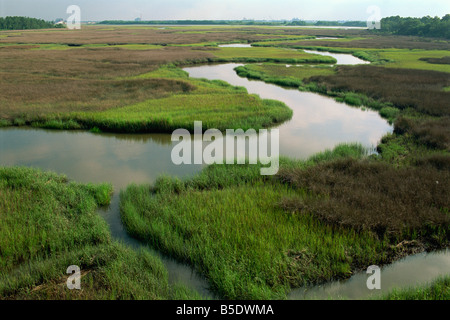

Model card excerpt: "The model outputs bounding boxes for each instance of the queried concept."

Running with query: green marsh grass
[0,167,200,300]
[1,63,292,133]
[234,63,335,89]
[380,276,450,300]
[61,66,293,133]
[212,47,336,64]
[121,143,448,299]
[379,49,450,73]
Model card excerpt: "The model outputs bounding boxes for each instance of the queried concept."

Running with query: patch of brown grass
[0,26,310,45]
[275,35,450,50]
[394,117,450,151]
[0,44,209,119]
[0,72,195,119]
[419,56,450,64]
[307,65,450,117]
[277,158,450,242]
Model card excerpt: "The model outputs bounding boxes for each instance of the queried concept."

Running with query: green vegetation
[250,43,381,63]
[251,37,367,47]
[234,64,400,123]
[381,276,450,300]
[250,43,450,72]
[211,47,337,64]
[376,15,450,39]
[234,63,335,89]
[120,144,449,299]
[307,65,449,117]
[0,16,62,31]
[16,66,292,133]
[0,167,200,299]
[25,43,164,51]
[419,56,450,65]
[314,21,366,27]
[379,49,450,72]
[305,65,450,159]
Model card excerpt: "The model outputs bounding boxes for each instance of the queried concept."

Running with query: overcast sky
[0,0,448,21]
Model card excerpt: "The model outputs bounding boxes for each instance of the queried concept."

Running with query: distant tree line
[99,20,281,26]
[377,15,450,39]
[0,16,63,30]
[314,21,366,27]
[99,19,367,27]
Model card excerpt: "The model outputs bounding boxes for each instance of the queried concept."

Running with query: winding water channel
[0,49,448,299]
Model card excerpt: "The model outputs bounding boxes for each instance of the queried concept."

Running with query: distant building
[54,18,65,25]
[135,17,142,22]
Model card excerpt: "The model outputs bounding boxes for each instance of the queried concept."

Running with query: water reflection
[303,49,370,65]
[218,43,252,48]
[289,249,450,300]
[0,127,198,189]
[183,63,392,159]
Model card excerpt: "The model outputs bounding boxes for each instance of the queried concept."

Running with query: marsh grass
[380,276,450,300]
[61,71,292,133]
[234,64,335,89]
[234,64,398,123]
[302,63,449,163]
[120,143,449,299]
[307,65,450,117]
[261,35,450,51]
[0,167,200,300]
[1,39,295,133]
[211,47,336,64]
[278,158,450,242]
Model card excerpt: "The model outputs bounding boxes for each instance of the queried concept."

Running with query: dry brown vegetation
[394,116,450,151]
[306,65,450,153]
[419,56,450,64]
[307,65,450,117]
[0,26,345,124]
[0,26,292,45]
[0,42,213,119]
[277,158,450,243]
[272,35,450,50]
[0,26,370,45]
[0,75,194,119]
[0,45,212,79]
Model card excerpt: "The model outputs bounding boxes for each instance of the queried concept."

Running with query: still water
[218,43,252,48]
[289,249,450,300]
[303,49,371,65]
[184,63,391,158]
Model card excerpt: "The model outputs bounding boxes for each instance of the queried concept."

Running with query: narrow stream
[183,63,391,159]
[1,49,447,299]
[0,128,216,298]
[289,249,450,300]
[303,49,371,65]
